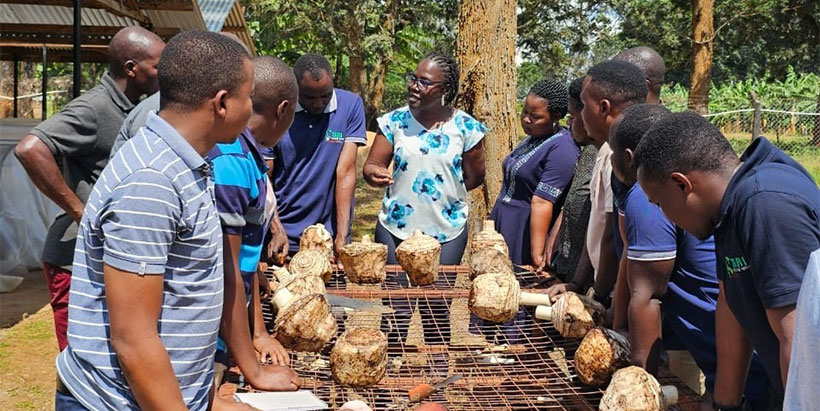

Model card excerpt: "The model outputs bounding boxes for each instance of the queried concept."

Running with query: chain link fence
[703,97,820,183]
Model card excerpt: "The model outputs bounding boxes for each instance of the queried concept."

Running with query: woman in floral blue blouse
[363,53,487,265]
[364,53,486,345]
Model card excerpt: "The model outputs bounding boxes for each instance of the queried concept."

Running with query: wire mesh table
[240,265,701,410]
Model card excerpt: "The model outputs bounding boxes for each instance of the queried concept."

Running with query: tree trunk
[344,5,367,98]
[365,58,389,131]
[688,0,715,114]
[454,0,518,253]
[364,0,397,130]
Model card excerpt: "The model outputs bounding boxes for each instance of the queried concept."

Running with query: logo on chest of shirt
[724,256,751,278]
[325,129,344,143]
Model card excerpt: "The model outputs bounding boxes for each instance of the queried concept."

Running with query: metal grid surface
[254,265,700,410]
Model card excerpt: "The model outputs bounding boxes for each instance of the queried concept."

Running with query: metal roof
[0,0,255,61]
[199,0,235,32]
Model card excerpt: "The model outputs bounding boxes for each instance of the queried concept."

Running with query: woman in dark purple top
[490,79,580,267]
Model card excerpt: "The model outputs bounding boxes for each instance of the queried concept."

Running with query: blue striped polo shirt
[56,112,224,411]
[208,129,269,296]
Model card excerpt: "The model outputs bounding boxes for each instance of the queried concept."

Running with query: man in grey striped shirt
[55,31,255,410]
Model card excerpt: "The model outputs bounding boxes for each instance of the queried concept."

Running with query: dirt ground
[1,270,51,329]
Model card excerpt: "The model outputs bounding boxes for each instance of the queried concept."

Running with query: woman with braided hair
[364,52,487,264]
[489,79,580,269]
[364,53,486,345]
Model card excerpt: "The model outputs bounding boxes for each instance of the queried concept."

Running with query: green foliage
[242,0,458,113]
[611,0,820,85]
[517,0,623,82]
[660,68,820,113]
[517,0,819,87]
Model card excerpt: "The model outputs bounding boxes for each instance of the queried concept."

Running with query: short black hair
[158,30,251,112]
[613,46,666,96]
[585,60,648,108]
[613,104,670,151]
[634,111,738,182]
[293,53,332,82]
[568,77,584,110]
[252,56,298,114]
[424,52,460,105]
[529,79,568,119]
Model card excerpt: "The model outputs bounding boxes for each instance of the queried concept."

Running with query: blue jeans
[55,391,87,410]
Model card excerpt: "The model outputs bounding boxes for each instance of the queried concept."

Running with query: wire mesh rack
[243,265,701,410]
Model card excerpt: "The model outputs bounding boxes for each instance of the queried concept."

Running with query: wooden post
[72,0,82,98]
[749,91,761,141]
[42,44,48,120]
[13,54,19,118]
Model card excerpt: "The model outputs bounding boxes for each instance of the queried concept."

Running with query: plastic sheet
[1,138,62,271]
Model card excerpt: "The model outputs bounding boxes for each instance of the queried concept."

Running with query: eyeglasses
[405,74,442,91]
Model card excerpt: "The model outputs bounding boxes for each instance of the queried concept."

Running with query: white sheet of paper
[233,391,328,410]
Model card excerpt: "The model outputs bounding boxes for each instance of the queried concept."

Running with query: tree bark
[688,0,715,114]
[364,0,397,130]
[454,0,518,253]
[344,5,367,98]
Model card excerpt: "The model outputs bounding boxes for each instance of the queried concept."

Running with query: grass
[726,133,820,184]
[0,307,58,411]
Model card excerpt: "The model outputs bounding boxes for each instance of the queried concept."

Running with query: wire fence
[701,99,820,183]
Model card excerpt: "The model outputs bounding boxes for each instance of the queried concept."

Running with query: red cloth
[43,262,71,351]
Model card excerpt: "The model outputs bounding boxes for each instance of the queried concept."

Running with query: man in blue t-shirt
[635,112,820,408]
[207,56,301,403]
[610,104,772,408]
[272,53,367,259]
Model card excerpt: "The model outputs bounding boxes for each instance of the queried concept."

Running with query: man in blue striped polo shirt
[55,31,255,410]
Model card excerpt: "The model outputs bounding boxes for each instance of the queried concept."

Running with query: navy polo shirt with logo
[713,137,820,397]
[272,89,367,249]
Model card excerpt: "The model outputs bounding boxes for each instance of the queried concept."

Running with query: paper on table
[233,390,328,410]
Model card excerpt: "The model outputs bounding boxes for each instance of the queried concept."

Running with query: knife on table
[408,374,463,402]
[326,294,395,314]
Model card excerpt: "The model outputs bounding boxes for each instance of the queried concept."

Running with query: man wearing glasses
[271,53,367,262]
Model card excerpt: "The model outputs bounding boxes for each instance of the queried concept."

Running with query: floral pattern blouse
[376,106,487,242]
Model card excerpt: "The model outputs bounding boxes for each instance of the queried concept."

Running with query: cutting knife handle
[408,383,435,402]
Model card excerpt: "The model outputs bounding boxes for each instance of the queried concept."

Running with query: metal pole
[42,44,48,120]
[72,0,82,98]
[13,54,19,118]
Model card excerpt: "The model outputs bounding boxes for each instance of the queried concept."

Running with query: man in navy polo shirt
[272,53,366,258]
[635,112,820,408]
[611,104,772,408]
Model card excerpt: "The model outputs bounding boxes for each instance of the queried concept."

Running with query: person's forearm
[713,284,752,406]
[611,249,630,333]
[569,244,594,290]
[115,331,187,411]
[249,274,268,339]
[529,200,553,268]
[334,168,355,243]
[628,294,662,373]
[546,210,563,264]
[221,235,262,377]
[14,136,84,221]
[593,214,619,297]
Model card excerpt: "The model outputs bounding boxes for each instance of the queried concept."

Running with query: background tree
[454,0,518,231]
[243,0,458,129]
[517,0,623,83]
[689,0,714,113]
